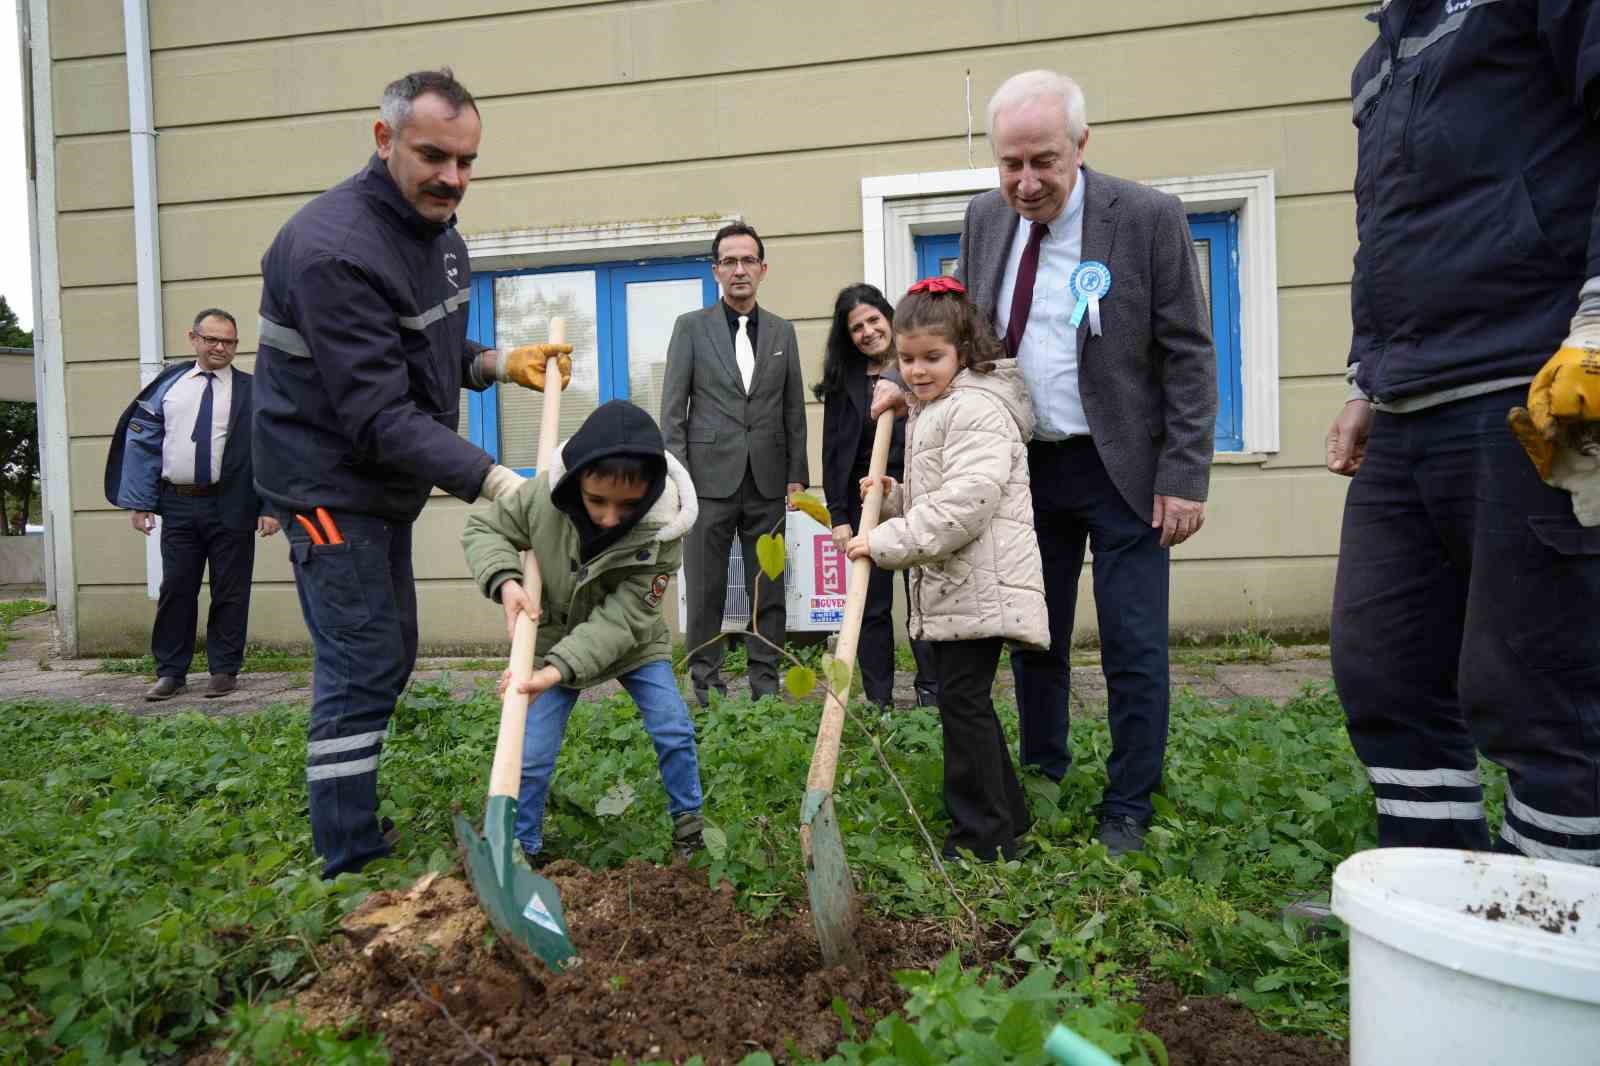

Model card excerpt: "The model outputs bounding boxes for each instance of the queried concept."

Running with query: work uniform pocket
[1505,515,1600,678]
[293,541,373,632]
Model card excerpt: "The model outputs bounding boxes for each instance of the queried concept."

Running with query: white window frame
[860,168,1280,457]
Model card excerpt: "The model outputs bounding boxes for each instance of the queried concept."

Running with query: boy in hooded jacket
[462,400,704,866]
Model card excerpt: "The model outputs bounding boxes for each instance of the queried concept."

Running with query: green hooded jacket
[461,406,699,688]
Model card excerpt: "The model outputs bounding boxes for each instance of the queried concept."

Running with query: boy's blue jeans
[516,658,703,855]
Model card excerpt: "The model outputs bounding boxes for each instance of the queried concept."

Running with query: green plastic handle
[1044,1024,1120,1066]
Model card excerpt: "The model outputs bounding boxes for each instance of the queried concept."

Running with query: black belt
[161,480,217,497]
[1030,435,1093,448]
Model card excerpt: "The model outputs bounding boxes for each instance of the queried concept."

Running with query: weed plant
[0,680,1468,1063]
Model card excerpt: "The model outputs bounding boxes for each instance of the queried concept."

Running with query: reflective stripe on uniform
[306,754,380,782]
[1352,0,1507,119]
[1505,787,1600,836]
[1501,823,1600,865]
[1376,797,1486,821]
[1353,59,1391,118]
[398,289,470,331]
[307,729,387,757]
[258,315,311,358]
[1367,765,1481,789]
[1397,0,1505,60]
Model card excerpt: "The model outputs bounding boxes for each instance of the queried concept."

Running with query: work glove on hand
[1509,291,1600,479]
[500,343,573,392]
[480,464,526,501]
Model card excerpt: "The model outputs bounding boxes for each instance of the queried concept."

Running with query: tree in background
[0,295,40,534]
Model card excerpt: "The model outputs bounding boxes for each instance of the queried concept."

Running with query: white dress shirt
[994,167,1089,440]
[160,363,232,485]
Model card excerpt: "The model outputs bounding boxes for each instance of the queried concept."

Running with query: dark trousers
[281,509,418,879]
[152,489,256,679]
[1011,437,1171,823]
[843,488,938,707]
[1332,389,1600,865]
[684,467,786,703]
[935,637,1030,858]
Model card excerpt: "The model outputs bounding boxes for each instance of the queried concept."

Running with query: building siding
[47,0,1369,653]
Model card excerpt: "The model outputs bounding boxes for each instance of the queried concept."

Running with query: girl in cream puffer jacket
[846,279,1046,862]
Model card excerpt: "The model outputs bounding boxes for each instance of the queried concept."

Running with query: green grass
[0,679,1419,1063]
[0,599,47,654]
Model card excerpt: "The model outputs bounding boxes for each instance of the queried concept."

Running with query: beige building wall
[44,0,1367,654]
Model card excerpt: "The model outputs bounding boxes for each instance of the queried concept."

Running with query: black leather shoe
[144,676,186,701]
[205,673,237,698]
[915,687,939,708]
[1095,815,1148,856]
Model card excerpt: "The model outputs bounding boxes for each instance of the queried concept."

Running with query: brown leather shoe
[144,676,186,701]
[205,673,238,698]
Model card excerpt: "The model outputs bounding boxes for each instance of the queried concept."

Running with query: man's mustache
[420,183,462,202]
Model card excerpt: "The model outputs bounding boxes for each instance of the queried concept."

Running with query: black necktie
[1005,222,1048,358]
[192,372,216,486]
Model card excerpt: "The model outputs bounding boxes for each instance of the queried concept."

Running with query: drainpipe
[122,0,164,599]
[20,0,77,651]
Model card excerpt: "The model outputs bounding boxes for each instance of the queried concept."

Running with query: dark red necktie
[1004,222,1048,358]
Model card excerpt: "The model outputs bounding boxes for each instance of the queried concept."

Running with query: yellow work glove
[1509,307,1600,479]
[500,343,573,392]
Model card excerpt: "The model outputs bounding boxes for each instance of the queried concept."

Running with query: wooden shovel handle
[489,552,542,799]
[536,318,566,472]
[487,317,565,801]
[805,410,895,794]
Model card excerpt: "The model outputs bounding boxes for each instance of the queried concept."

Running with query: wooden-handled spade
[801,410,896,971]
[453,318,579,973]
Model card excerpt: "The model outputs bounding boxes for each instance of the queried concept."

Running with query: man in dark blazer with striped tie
[660,223,810,706]
[951,71,1216,854]
[105,309,279,701]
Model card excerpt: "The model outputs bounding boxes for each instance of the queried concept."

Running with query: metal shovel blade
[802,787,864,970]
[453,795,578,973]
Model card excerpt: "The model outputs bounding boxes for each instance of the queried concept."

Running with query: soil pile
[288,860,964,1064]
[1138,982,1345,1066]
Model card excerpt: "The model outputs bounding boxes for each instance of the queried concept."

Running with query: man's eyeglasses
[194,333,239,349]
[715,256,763,271]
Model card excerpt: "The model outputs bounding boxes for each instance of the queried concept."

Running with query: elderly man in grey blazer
[661,222,809,706]
[932,71,1216,854]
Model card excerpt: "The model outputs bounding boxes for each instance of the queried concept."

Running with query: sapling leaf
[784,666,817,698]
[788,492,833,528]
[755,533,786,579]
[822,655,852,698]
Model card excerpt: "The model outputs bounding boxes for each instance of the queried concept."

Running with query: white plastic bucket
[1332,848,1600,1066]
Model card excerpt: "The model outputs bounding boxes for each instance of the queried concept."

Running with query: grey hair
[379,68,478,132]
[986,70,1089,147]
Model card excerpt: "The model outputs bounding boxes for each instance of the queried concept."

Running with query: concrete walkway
[2,600,1333,718]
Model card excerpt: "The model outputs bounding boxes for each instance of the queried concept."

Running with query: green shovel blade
[802,788,864,970]
[453,795,578,972]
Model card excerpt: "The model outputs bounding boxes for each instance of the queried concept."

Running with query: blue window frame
[462,257,717,474]
[915,233,962,281]
[915,214,1245,452]
[1189,212,1244,452]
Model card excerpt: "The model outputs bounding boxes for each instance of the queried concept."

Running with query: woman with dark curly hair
[815,283,937,710]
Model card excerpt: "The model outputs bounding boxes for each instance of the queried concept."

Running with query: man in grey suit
[940,71,1216,854]
[661,223,809,705]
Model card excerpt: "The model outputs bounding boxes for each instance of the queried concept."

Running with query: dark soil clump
[287,860,975,1064]
[1138,982,1346,1066]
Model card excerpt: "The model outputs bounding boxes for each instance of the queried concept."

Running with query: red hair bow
[907,275,966,296]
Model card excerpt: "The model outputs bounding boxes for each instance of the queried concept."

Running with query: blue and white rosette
[1069,260,1112,337]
